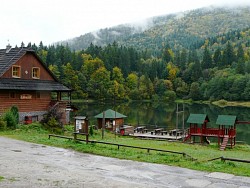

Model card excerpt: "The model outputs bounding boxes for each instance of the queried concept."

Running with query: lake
[72,100,250,144]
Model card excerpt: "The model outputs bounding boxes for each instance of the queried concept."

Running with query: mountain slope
[60,6,250,52]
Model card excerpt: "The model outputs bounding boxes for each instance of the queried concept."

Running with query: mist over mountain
[59,6,250,52]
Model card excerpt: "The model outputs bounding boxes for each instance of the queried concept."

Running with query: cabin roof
[0,47,58,81]
[187,114,209,124]
[0,78,71,91]
[216,115,237,126]
[94,109,127,119]
[0,47,28,76]
[74,116,87,120]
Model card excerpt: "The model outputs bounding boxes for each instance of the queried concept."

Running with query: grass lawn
[1,123,250,177]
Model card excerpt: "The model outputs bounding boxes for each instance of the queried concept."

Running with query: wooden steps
[183,134,191,142]
[220,135,229,151]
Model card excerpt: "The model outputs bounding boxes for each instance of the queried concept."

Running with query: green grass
[0,176,4,182]
[1,123,250,177]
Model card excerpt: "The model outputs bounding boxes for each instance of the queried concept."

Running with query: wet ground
[0,137,250,188]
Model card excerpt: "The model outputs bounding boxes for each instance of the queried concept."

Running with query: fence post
[221,156,225,162]
[86,134,89,144]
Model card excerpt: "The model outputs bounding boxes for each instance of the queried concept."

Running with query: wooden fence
[208,156,250,163]
[48,134,196,160]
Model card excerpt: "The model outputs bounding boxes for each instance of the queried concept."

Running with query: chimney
[6,44,12,53]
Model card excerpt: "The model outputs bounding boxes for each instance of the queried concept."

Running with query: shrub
[0,117,6,131]
[4,110,17,129]
[46,117,62,134]
[10,106,19,125]
[41,104,63,133]
[89,125,94,136]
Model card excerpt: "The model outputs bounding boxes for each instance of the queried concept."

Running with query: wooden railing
[189,127,236,137]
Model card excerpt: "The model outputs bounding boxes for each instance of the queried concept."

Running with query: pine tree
[202,46,212,69]
[222,42,235,66]
[213,48,222,67]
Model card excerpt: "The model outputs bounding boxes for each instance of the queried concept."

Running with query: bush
[89,125,94,136]
[10,106,19,125]
[41,105,63,133]
[4,110,17,129]
[0,117,6,131]
[45,117,63,134]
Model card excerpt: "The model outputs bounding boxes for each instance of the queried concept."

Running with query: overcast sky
[0,0,250,49]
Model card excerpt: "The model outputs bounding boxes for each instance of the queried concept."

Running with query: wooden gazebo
[216,115,237,149]
[184,114,210,143]
[184,114,237,150]
[94,109,127,131]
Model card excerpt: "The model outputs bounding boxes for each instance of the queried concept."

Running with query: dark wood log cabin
[0,45,71,124]
[94,109,127,131]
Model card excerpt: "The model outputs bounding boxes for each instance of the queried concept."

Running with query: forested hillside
[23,6,250,102]
[60,6,250,54]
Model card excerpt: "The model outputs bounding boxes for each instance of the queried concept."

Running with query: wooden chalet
[94,109,127,131]
[184,114,237,150]
[0,45,71,124]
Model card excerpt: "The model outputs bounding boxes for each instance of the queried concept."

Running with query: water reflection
[73,101,250,144]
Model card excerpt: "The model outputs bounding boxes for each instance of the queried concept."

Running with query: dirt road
[0,137,250,188]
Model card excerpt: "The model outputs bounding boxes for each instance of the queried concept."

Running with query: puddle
[12,150,22,152]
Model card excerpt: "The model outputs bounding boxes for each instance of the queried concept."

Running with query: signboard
[75,119,85,133]
[20,94,32,99]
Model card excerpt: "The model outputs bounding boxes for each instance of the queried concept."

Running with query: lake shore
[176,99,250,108]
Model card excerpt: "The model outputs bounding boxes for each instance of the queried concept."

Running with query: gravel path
[0,137,250,188]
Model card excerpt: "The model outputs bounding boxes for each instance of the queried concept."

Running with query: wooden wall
[97,118,124,131]
[0,91,51,113]
[1,52,55,80]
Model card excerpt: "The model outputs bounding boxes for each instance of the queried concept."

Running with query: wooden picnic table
[154,128,164,135]
[135,126,147,133]
[169,129,183,136]
[161,130,168,135]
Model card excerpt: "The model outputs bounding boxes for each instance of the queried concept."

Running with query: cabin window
[36,92,40,99]
[32,67,40,79]
[10,92,15,98]
[12,66,21,78]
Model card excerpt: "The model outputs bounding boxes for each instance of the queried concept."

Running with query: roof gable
[0,47,28,77]
[94,109,127,119]
[187,114,209,124]
[0,47,58,81]
[216,115,237,126]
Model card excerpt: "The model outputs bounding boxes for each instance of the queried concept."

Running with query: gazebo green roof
[187,114,209,124]
[94,109,127,119]
[216,115,237,126]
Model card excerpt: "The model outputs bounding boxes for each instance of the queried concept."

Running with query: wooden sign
[20,94,32,99]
